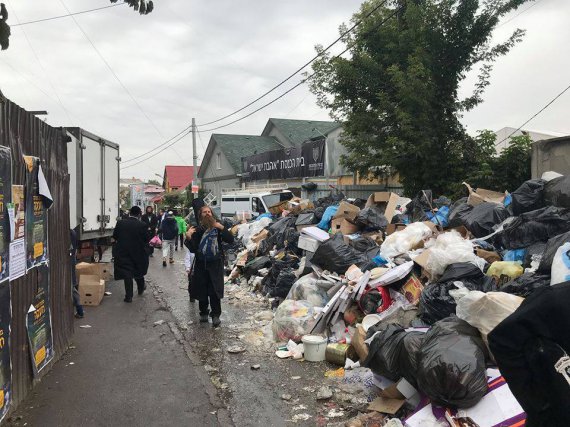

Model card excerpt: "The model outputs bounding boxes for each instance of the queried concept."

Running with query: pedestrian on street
[185,205,234,327]
[159,211,178,267]
[112,206,150,303]
[157,208,165,239]
[70,227,84,318]
[141,206,158,257]
[174,211,187,251]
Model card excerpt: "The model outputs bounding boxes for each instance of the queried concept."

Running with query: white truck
[220,185,294,219]
[66,127,120,261]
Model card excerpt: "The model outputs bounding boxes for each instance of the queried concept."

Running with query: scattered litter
[153,320,165,326]
[104,291,112,296]
[316,386,333,400]
[291,413,312,422]
[324,368,345,378]
[281,393,292,401]
[227,345,246,354]
[79,325,92,329]
[251,364,261,370]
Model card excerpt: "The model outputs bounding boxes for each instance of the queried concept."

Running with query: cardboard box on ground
[76,262,111,306]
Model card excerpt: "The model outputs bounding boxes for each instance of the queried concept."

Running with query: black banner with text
[241,139,325,181]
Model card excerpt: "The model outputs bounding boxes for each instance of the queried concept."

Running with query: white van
[221,186,294,219]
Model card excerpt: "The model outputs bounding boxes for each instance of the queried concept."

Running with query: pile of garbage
[225,172,570,425]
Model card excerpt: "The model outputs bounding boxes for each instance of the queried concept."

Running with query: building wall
[531,138,570,179]
[263,126,293,148]
[494,127,561,154]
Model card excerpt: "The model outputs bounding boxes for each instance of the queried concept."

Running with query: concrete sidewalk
[6,279,229,427]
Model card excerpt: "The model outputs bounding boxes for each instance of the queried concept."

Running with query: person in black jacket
[141,206,158,257]
[112,206,149,303]
[186,205,234,327]
[159,211,178,267]
[489,281,570,427]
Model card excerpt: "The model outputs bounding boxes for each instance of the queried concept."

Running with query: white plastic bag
[456,290,523,346]
[425,231,485,278]
[551,242,570,286]
[380,222,433,259]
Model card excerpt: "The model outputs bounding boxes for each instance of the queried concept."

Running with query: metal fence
[0,92,73,412]
[301,184,405,201]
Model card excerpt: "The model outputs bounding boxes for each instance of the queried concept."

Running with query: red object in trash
[359,285,393,314]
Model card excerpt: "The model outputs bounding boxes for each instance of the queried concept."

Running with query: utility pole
[192,118,199,193]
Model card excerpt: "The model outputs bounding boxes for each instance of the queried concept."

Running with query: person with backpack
[185,205,234,327]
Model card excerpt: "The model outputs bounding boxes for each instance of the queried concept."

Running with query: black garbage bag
[419,263,496,324]
[348,237,378,253]
[462,202,509,238]
[243,256,272,278]
[268,269,297,298]
[447,198,472,229]
[406,190,433,222]
[523,242,546,269]
[313,206,326,221]
[495,206,570,250]
[352,198,368,209]
[391,214,407,224]
[501,273,551,298]
[301,181,318,191]
[511,179,546,215]
[433,196,452,208]
[277,227,300,250]
[269,217,297,242]
[257,234,276,256]
[311,233,368,274]
[262,256,299,295]
[398,331,426,388]
[330,190,345,203]
[544,175,570,208]
[538,230,570,273]
[355,207,388,231]
[416,317,488,408]
[363,324,406,381]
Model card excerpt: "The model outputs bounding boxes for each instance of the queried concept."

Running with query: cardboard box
[386,223,407,236]
[79,275,105,306]
[251,229,269,243]
[298,235,320,252]
[362,232,384,245]
[413,249,433,280]
[400,274,423,305]
[76,262,113,282]
[366,192,399,223]
[331,218,359,235]
[333,201,360,222]
[463,182,506,206]
[268,200,289,215]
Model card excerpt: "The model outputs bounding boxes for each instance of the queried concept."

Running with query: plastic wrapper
[456,291,523,348]
[486,261,524,286]
[419,262,495,325]
[544,175,570,208]
[312,233,368,274]
[551,242,570,286]
[538,230,570,273]
[416,317,488,408]
[317,205,339,230]
[426,205,450,227]
[494,206,570,249]
[355,207,388,231]
[272,299,316,342]
[511,179,546,215]
[501,273,551,297]
[425,231,485,278]
[380,222,433,259]
[286,273,333,307]
[239,217,272,244]
[523,242,546,269]
[462,202,509,238]
[398,331,426,387]
[362,323,406,381]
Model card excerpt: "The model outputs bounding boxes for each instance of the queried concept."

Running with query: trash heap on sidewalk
[225,171,570,426]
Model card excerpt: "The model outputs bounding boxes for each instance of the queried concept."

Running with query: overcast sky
[1,0,568,181]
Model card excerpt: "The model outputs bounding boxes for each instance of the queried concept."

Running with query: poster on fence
[0,147,11,283]
[0,283,12,422]
[11,185,24,241]
[26,264,54,376]
[24,156,50,270]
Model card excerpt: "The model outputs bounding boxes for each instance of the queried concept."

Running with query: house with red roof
[163,166,198,193]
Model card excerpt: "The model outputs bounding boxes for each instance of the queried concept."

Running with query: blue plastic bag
[503,249,527,263]
[317,205,339,230]
[504,193,512,207]
[427,206,450,227]
[256,213,273,221]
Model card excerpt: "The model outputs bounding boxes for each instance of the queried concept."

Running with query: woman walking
[186,205,233,327]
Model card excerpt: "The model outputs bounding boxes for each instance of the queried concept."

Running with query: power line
[495,81,570,147]
[197,0,390,127]
[122,1,395,165]
[11,2,126,27]
[497,0,545,28]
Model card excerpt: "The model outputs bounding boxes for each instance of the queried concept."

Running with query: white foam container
[301,335,327,362]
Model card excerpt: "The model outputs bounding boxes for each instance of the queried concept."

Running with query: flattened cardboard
[386,223,407,236]
[333,201,360,222]
[350,325,368,361]
[463,182,506,206]
[251,229,268,243]
[368,396,405,415]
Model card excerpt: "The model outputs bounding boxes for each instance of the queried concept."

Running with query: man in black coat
[112,206,150,303]
[489,281,570,427]
[141,206,158,257]
[186,205,234,327]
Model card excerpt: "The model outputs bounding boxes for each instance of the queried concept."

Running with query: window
[216,152,221,170]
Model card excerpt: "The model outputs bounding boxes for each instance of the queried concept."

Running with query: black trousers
[124,277,145,299]
[175,234,184,249]
[199,295,221,317]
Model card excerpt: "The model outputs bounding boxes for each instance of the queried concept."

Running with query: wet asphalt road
[146,248,356,427]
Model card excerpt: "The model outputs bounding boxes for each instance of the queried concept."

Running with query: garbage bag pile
[224,174,569,423]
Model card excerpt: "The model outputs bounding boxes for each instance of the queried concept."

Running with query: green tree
[308,0,530,196]
[146,179,161,186]
[0,0,153,50]
[162,192,183,209]
[489,134,533,191]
